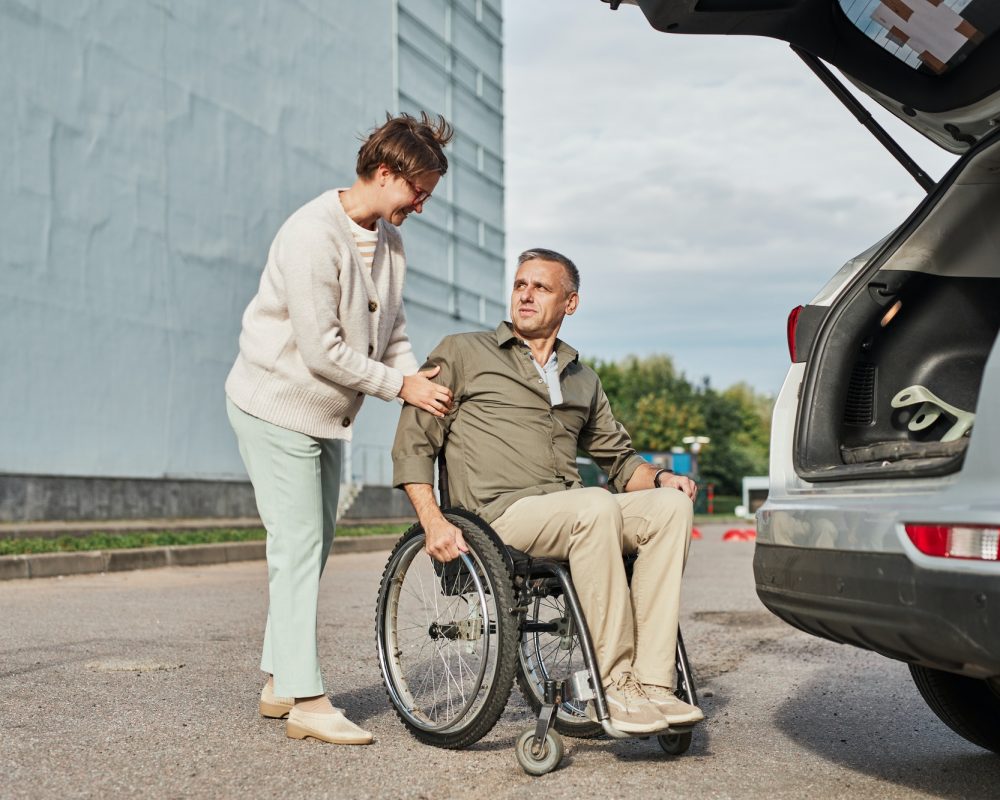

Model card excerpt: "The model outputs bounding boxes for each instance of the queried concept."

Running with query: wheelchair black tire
[376,514,521,749]
[658,730,692,755]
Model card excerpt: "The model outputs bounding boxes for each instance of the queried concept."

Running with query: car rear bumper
[754,542,1000,678]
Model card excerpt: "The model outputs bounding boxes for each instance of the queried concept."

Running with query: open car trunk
[605,0,1000,480]
[794,129,1000,480]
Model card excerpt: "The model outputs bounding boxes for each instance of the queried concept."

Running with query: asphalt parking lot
[2,525,997,799]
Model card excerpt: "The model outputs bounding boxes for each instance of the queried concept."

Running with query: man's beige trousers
[492,486,692,688]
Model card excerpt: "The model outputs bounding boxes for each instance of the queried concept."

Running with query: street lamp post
[682,435,711,479]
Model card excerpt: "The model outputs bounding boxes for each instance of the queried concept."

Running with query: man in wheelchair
[392,247,703,735]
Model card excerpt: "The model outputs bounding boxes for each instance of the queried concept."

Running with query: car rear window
[838,0,997,74]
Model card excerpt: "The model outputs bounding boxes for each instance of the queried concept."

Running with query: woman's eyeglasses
[401,176,432,205]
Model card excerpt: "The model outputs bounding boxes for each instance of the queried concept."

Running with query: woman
[225,113,454,745]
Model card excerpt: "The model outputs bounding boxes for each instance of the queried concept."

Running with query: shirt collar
[494,321,579,369]
[495,321,518,347]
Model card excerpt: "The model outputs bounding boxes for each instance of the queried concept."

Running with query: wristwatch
[653,468,673,488]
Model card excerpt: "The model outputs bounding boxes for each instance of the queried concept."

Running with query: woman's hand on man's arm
[398,365,453,418]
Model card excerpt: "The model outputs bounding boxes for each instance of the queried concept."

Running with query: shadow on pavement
[774,668,1000,798]
[329,680,394,725]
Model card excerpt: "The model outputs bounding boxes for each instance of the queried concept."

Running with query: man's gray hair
[517,248,580,294]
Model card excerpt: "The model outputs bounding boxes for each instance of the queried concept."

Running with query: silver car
[604,0,1000,753]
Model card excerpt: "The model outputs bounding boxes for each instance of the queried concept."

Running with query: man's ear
[565,292,580,316]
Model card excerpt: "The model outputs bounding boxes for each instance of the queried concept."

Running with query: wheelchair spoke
[393,622,431,633]
[435,644,465,716]
[537,637,562,658]
[411,646,439,707]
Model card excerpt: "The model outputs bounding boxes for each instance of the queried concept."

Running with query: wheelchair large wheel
[376,514,520,749]
[516,590,603,739]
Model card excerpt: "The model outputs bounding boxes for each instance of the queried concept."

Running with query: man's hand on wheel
[424,517,469,562]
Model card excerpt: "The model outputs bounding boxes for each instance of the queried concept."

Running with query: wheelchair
[375,457,700,775]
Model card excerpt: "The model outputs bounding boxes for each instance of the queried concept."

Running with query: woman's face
[380,169,440,226]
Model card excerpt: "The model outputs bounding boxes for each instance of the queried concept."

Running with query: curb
[0,534,401,582]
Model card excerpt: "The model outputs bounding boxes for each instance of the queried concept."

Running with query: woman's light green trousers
[226,398,342,698]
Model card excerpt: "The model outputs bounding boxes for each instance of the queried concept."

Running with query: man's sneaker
[587,673,669,734]
[642,684,705,726]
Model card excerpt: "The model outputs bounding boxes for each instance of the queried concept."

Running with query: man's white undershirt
[531,351,563,406]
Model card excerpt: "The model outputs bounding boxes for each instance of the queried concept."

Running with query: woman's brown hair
[356,112,454,181]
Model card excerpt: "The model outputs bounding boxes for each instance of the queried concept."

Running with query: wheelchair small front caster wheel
[515,728,564,775]
[657,730,692,755]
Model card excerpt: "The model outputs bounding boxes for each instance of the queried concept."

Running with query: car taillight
[787,305,803,362]
[905,524,1000,561]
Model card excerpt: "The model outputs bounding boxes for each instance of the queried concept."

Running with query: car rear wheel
[909,665,1000,755]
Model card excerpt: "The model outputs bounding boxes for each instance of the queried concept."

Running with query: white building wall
[1,0,505,509]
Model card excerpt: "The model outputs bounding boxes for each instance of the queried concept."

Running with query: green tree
[691,382,771,493]
[629,395,706,453]
[586,356,773,494]
[591,354,693,414]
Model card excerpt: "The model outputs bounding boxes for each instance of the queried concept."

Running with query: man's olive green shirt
[392,322,647,523]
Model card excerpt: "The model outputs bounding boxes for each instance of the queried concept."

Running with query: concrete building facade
[0,0,505,522]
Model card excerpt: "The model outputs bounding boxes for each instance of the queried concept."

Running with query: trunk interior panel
[795,135,1000,481]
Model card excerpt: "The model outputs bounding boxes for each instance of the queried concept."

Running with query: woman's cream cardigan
[225,190,419,439]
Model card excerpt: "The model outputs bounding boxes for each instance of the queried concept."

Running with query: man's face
[385,170,440,226]
[510,259,578,339]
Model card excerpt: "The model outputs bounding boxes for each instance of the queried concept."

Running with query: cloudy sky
[502,1,959,396]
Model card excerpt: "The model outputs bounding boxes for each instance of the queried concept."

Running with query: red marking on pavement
[723,528,757,542]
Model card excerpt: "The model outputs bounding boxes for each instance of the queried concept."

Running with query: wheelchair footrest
[664,722,698,734]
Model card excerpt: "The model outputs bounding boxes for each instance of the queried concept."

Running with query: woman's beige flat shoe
[285,707,374,745]
[259,683,294,719]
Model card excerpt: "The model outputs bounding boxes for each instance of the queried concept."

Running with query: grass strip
[0,523,411,556]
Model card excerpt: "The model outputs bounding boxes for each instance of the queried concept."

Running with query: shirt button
[368,301,378,312]
[538,379,545,384]
[342,417,351,427]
